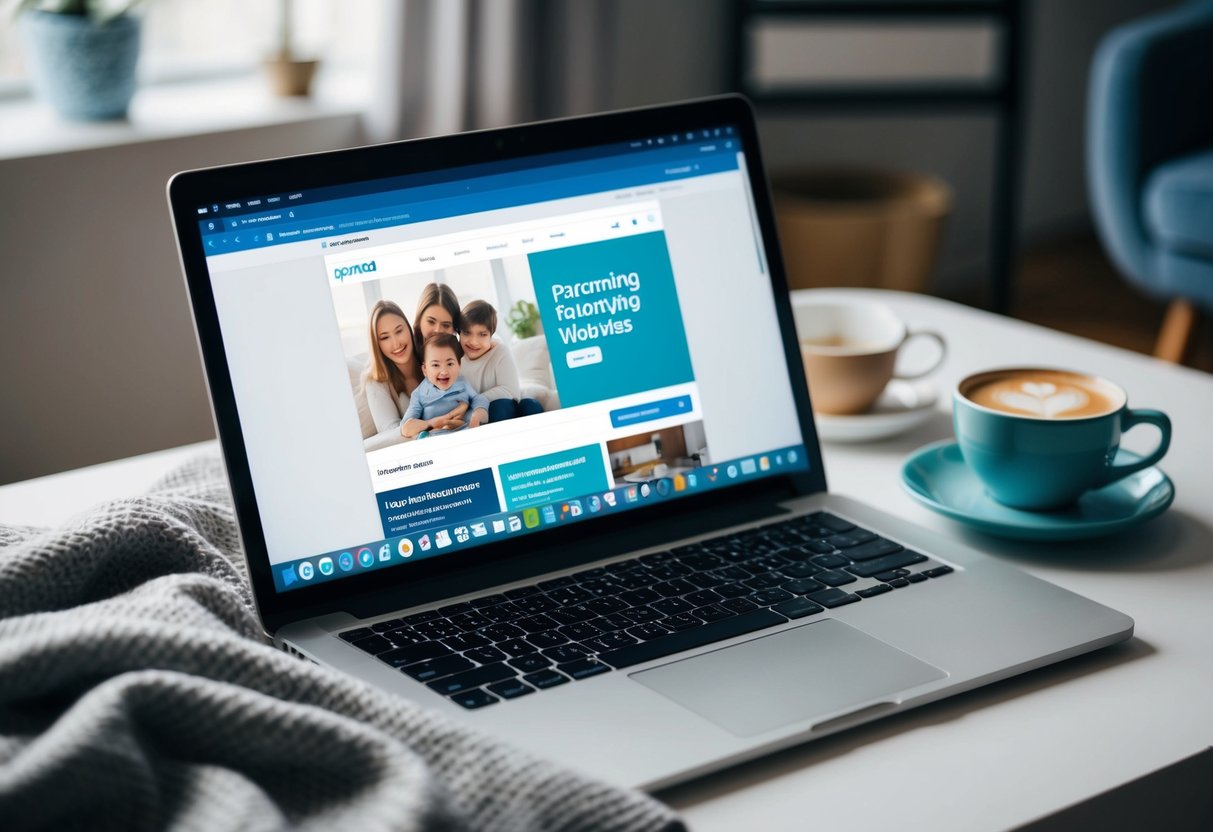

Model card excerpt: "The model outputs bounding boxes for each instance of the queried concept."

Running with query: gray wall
[0,117,363,484]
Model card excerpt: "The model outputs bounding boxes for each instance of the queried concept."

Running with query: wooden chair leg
[1154,298,1199,364]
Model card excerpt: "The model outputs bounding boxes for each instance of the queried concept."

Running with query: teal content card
[528,232,696,407]
[497,444,611,511]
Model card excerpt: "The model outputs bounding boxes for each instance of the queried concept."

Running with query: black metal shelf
[732,0,1025,313]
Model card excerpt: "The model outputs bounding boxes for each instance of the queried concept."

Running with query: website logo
[332,260,377,282]
[398,538,414,558]
[357,547,374,567]
[318,556,334,576]
[298,561,314,580]
[338,552,354,572]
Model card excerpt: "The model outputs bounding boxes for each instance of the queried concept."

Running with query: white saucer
[814,380,939,443]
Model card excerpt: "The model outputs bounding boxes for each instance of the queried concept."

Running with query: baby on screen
[402,333,489,438]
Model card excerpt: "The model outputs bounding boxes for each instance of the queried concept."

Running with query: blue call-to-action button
[610,395,692,429]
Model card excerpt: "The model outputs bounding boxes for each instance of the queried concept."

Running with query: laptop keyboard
[336,512,954,709]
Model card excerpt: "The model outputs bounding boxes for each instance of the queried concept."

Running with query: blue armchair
[1088,1,1213,363]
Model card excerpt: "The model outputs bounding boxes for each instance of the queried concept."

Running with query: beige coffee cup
[794,302,946,415]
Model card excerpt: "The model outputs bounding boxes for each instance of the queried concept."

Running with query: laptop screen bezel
[168,94,827,633]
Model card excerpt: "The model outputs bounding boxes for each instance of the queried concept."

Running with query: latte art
[963,371,1119,419]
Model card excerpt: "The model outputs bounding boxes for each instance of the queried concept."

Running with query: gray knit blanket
[0,454,685,832]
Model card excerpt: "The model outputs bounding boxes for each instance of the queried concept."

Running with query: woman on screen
[413,282,462,356]
[363,300,464,440]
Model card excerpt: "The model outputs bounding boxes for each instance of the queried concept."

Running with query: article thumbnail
[606,421,709,484]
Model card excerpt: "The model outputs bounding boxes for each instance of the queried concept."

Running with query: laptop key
[692,604,734,623]
[482,623,525,642]
[651,597,695,616]
[338,627,374,642]
[548,604,597,625]
[517,614,560,634]
[906,572,928,583]
[443,632,491,652]
[514,595,560,615]
[587,596,628,615]
[582,631,640,652]
[686,589,723,606]
[847,551,928,579]
[487,679,535,700]
[744,573,784,590]
[886,578,910,588]
[815,513,857,533]
[599,608,788,669]
[371,618,405,633]
[781,578,824,595]
[403,654,475,682]
[504,586,541,600]
[619,588,662,606]
[481,602,524,623]
[780,563,820,579]
[751,588,795,606]
[401,610,443,625]
[379,641,452,667]
[857,584,893,599]
[924,566,955,578]
[771,597,825,619]
[498,638,538,658]
[662,613,702,631]
[825,530,878,548]
[558,659,611,680]
[450,688,498,710]
[524,669,570,689]
[628,623,672,641]
[464,646,507,664]
[438,602,475,617]
[525,630,568,649]
[720,597,759,614]
[714,583,753,599]
[654,579,698,597]
[558,622,603,642]
[811,554,850,569]
[350,634,396,655]
[844,539,904,562]
[542,644,590,663]
[687,572,727,589]
[427,662,516,695]
[470,593,508,608]
[621,606,662,624]
[508,654,552,673]
[875,569,911,581]
[594,613,632,632]
[816,570,858,587]
[538,576,577,592]
[806,588,861,609]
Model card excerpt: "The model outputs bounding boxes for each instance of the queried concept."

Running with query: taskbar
[271,444,808,592]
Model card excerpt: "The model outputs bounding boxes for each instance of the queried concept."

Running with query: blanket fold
[0,454,684,832]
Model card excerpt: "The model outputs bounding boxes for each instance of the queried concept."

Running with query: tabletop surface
[2,288,1210,831]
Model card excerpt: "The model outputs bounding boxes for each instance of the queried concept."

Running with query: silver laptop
[167,96,1132,791]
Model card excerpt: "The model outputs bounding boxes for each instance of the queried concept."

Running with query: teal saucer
[901,440,1175,541]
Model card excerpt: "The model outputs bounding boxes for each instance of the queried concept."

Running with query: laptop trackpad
[631,619,947,738]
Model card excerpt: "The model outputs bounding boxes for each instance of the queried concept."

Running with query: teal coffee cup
[954,368,1171,510]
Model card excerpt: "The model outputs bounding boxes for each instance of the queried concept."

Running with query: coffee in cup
[794,302,946,415]
[954,368,1171,510]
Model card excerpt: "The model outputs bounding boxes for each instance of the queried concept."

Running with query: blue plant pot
[19,11,141,121]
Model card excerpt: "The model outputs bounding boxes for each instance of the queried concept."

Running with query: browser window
[197,129,808,592]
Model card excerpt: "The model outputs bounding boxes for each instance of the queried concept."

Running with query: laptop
[167,95,1132,791]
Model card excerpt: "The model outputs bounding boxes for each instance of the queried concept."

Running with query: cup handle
[1096,409,1171,486]
[892,328,947,380]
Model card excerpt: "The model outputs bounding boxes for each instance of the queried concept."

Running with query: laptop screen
[194,123,809,593]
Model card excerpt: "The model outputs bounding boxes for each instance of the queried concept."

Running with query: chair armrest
[1087,2,1213,282]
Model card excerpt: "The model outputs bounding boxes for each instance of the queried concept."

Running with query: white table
[2,289,1210,830]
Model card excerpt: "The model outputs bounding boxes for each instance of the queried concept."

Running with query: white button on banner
[566,346,603,368]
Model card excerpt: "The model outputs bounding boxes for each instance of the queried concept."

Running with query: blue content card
[497,444,610,511]
[375,468,500,536]
[528,232,696,407]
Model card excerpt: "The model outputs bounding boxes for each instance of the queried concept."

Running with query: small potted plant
[16,0,145,121]
[264,0,318,97]
[506,300,543,340]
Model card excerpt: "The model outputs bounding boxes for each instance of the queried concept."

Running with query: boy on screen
[459,300,544,423]
[402,333,489,438]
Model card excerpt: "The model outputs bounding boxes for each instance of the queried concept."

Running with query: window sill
[0,71,370,162]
